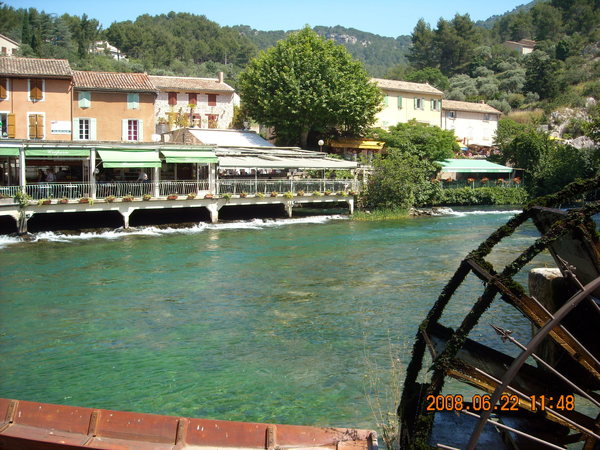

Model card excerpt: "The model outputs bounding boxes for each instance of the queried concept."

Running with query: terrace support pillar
[18,146,26,193]
[90,148,97,200]
[284,201,293,218]
[153,166,160,198]
[119,206,135,229]
[206,202,221,224]
[208,163,217,195]
[347,197,354,215]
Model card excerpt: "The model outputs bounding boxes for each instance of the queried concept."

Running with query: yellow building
[372,78,443,129]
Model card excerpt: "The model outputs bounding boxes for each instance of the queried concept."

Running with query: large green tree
[238,27,382,147]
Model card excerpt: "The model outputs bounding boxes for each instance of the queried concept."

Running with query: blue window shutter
[127,93,139,109]
[397,96,402,109]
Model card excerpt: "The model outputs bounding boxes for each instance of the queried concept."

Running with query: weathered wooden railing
[217,178,357,195]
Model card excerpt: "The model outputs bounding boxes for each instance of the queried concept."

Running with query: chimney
[218,71,224,83]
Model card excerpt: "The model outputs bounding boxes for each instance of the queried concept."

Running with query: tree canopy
[238,27,382,147]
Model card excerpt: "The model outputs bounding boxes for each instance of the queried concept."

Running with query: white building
[442,100,501,147]
[90,41,127,60]
[0,34,19,56]
[149,73,235,131]
[372,78,443,129]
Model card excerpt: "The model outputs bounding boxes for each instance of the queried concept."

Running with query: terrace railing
[217,178,358,195]
[1,179,360,201]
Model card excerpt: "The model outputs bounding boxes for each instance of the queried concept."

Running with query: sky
[6,0,530,37]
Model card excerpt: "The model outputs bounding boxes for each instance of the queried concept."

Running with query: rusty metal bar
[461,410,565,450]
[491,324,600,408]
[467,258,600,379]
[468,275,600,450]
[472,367,599,438]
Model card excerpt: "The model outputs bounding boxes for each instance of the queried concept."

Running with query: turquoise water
[0,209,550,430]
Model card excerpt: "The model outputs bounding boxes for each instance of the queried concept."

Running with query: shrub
[435,186,528,206]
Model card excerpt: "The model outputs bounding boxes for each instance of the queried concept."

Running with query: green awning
[26,148,90,157]
[97,149,162,168]
[161,149,218,164]
[0,147,19,156]
[438,159,513,173]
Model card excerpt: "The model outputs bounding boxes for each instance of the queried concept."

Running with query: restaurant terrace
[0,141,359,232]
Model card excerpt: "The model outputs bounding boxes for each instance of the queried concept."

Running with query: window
[28,113,44,139]
[1,47,6,55]
[128,119,138,140]
[448,111,456,119]
[188,93,197,106]
[168,92,177,106]
[74,118,96,140]
[397,96,403,109]
[206,114,218,128]
[78,91,91,109]
[122,119,143,141]
[127,93,139,109]
[0,78,7,100]
[207,94,217,106]
[79,118,90,140]
[414,98,424,110]
[2,113,15,138]
[430,99,440,111]
[0,112,7,137]
[483,113,491,122]
[29,79,44,101]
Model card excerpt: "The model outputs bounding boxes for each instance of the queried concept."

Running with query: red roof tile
[73,70,156,92]
[148,75,234,93]
[0,56,72,78]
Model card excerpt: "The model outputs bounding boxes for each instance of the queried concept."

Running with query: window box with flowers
[239,192,248,198]
[204,193,214,199]
[79,197,93,205]
[143,194,152,201]
[297,190,305,197]
[167,194,179,200]
[270,191,278,197]
[38,198,52,205]
[256,192,265,199]
[58,198,69,204]
[480,177,489,184]
[105,195,116,203]
[122,195,134,202]
[186,193,197,200]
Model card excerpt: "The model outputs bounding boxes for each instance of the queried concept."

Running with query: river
[0,207,551,431]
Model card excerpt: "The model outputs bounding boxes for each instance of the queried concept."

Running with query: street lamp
[318,139,324,152]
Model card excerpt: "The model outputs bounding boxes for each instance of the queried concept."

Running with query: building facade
[149,73,235,132]
[442,100,501,147]
[0,34,19,56]
[0,57,73,141]
[372,78,443,129]
[72,71,156,142]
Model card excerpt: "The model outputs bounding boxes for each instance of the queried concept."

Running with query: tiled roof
[372,78,443,96]
[442,100,501,115]
[73,70,156,92]
[148,75,234,93]
[0,56,72,78]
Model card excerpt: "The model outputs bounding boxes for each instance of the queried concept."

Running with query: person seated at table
[46,168,56,182]
[137,171,149,182]
[37,169,46,182]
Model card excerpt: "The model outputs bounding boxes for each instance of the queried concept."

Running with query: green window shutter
[127,93,139,109]
[397,96,402,109]
[78,91,91,108]
[383,96,389,107]
[414,98,417,109]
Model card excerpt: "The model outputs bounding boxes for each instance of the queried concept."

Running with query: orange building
[0,57,73,140]
[72,71,156,142]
